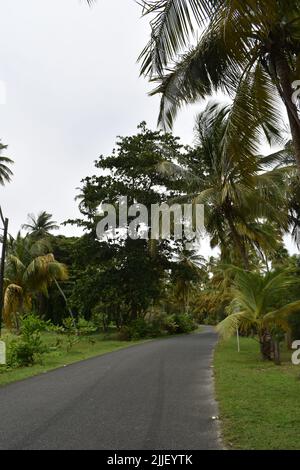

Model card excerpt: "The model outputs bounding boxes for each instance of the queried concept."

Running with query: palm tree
[22,211,59,238]
[0,142,13,186]
[161,102,291,269]
[3,235,68,329]
[217,267,300,363]
[139,1,300,172]
[172,246,206,313]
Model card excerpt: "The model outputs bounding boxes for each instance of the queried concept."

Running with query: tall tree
[160,102,290,268]
[67,123,183,322]
[22,211,59,238]
[4,234,68,329]
[139,1,300,172]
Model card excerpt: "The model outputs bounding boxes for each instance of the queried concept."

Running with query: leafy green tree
[67,123,183,323]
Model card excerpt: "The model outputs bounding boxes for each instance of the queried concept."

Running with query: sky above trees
[0,1,196,232]
[0,0,296,254]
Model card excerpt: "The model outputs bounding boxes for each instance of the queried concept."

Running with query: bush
[117,318,163,341]
[117,314,197,341]
[8,315,49,367]
[130,318,153,339]
[117,326,133,341]
[8,340,43,367]
[77,317,98,336]
[169,314,197,334]
[163,315,179,335]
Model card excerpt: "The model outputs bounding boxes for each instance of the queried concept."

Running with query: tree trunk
[274,52,300,172]
[54,279,78,334]
[286,330,292,350]
[273,340,281,365]
[227,215,250,270]
[259,330,273,361]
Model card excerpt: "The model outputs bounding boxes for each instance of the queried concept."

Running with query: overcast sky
[0,0,297,255]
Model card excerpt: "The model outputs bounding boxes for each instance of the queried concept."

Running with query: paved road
[0,326,222,450]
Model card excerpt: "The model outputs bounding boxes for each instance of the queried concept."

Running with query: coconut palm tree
[172,246,206,313]
[217,267,300,363]
[22,211,59,238]
[139,1,300,172]
[0,142,13,186]
[161,102,291,268]
[3,235,68,329]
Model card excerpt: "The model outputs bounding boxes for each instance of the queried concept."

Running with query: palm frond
[264,300,300,327]
[138,0,219,77]
[217,311,254,339]
[3,284,23,328]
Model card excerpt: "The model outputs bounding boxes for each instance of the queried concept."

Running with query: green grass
[0,326,202,388]
[214,337,300,450]
[0,331,144,387]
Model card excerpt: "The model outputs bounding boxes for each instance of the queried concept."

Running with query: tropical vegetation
[1,0,300,450]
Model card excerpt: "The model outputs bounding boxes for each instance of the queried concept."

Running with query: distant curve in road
[0,326,222,450]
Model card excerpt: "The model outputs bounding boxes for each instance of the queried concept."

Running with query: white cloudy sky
[0,0,297,255]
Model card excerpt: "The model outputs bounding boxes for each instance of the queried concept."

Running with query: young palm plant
[217,267,300,364]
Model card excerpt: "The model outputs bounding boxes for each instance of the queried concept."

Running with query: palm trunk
[259,329,273,361]
[286,331,292,350]
[227,215,250,270]
[273,53,300,172]
[186,290,189,315]
[54,279,78,334]
[273,339,281,365]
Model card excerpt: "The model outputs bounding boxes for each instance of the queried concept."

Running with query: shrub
[117,318,163,341]
[117,313,198,341]
[170,314,197,334]
[62,317,79,351]
[77,317,98,336]
[8,315,49,367]
[163,315,179,334]
[117,326,133,341]
[8,340,43,367]
[130,318,152,339]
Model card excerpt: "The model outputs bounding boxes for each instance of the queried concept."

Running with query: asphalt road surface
[0,326,222,450]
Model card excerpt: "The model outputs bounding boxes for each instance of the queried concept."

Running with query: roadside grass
[0,331,143,387]
[214,337,300,450]
[0,326,202,388]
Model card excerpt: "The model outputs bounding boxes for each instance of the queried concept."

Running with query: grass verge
[0,332,143,387]
[214,337,300,450]
[0,326,202,388]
